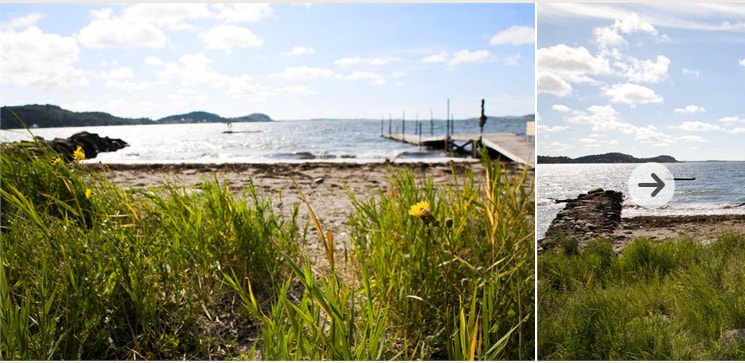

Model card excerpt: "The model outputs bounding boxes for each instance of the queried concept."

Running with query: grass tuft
[539,233,745,360]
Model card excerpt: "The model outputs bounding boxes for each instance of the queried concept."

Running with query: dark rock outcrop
[49,131,129,161]
[539,188,623,251]
[11,132,129,161]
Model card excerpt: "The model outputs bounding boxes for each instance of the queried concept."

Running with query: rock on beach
[538,188,623,251]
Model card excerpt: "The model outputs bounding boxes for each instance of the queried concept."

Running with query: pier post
[430,109,434,136]
[418,122,422,146]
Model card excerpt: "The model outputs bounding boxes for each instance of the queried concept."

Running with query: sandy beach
[90,160,495,269]
[615,214,745,246]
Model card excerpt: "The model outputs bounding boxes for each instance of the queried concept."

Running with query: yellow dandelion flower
[409,201,430,218]
[52,155,63,166]
[409,200,439,226]
[85,188,92,199]
[73,145,85,162]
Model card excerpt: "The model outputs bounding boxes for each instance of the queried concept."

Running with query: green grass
[538,235,745,360]
[1,136,534,360]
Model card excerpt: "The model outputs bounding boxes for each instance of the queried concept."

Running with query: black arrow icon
[638,173,665,197]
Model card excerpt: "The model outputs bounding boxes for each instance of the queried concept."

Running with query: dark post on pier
[479,98,487,135]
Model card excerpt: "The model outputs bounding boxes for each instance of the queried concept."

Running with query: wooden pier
[384,132,534,166]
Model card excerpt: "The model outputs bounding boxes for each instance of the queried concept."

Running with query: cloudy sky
[1,3,534,121]
[537,4,745,161]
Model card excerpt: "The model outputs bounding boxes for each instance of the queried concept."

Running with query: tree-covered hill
[538,152,678,164]
[1,104,272,129]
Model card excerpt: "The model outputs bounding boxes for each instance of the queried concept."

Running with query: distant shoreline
[538,152,677,164]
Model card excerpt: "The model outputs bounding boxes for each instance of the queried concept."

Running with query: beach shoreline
[539,187,745,252]
[91,162,744,255]
[89,160,499,270]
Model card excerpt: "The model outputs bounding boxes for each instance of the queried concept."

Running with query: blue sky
[1,3,535,121]
[537,4,745,161]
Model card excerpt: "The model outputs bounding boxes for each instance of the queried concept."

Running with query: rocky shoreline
[6,131,128,161]
[539,188,745,252]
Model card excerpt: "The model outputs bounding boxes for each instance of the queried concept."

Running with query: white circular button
[628,162,675,209]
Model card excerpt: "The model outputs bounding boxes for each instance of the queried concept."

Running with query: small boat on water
[673,177,696,181]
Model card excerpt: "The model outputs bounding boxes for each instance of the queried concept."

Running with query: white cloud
[551,104,571,112]
[681,67,700,78]
[90,8,112,20]
[391,71,407,78]
[100,66,134,81]
[537,44,611,85]
[144,56,163,66]
[489,25,535,45]
[593,12,659,49]
[593,26,626,49]
[281,46,315,56]
[78,18,167,48]
[602,83,663,106]
[272,66,334,80]
[334,56,397,67]
[569,104,635,133]
[566,104,674,143]
[338,71,386,85]
[538,124,569,132]
[1,13,42,31]
[674,104,706,113]
[211,3,274,24]
[77,4,270,49]
[78,4,215,48]
[614,55,670,83]
[728,127,745,134]
[419,50,494,67]
[634,125,671,143]
[447,49,492,66]
[719,116,743,123]
[580,137,601,147]
[537,72,573,97]
[120,3,211,30]
[421,51,448,64]
[676,121,722,131]
[1,26,88,88]
[546,141,574,153]
[199,24,262,54]
[739,58,745,67]
[421,50,495,67]
[676,135,708,143]
[614,13,657,35]
[160,53,233,89]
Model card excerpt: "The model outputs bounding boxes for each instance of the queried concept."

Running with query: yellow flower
[409,201,430,218]
[52,155,63,166]
[85,188,92,199]
[409,200,439,226]
[73,145,85,162]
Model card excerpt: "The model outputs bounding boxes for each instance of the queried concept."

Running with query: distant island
[0,104,272,129]
[538,152,678,164]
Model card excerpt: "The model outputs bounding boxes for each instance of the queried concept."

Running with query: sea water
[537,162,745,239]
[1,117,529,164]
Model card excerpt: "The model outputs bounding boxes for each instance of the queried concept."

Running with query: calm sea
[1,117,529,164]
[537,162,745,239]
